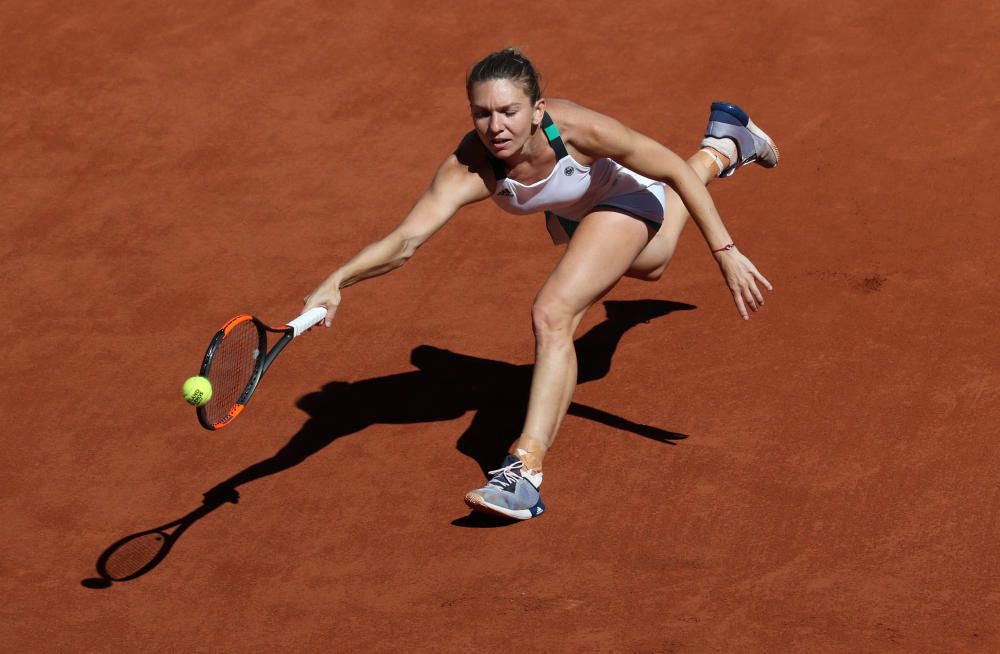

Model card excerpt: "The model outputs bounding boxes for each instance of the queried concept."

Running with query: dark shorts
[543,185,667,244]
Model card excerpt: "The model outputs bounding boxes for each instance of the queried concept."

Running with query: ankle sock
[700,136,738,173]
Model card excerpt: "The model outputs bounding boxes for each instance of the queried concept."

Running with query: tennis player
[303,48,778,520]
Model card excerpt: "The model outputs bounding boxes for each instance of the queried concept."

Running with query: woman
[303,48,778,520]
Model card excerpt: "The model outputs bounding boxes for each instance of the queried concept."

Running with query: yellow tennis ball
[182,376,213,407]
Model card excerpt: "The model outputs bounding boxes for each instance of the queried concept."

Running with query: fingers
[748,280,765,306]
[731,275,767,320]
[720,252,772,321]
[732,290,749,320]
[302,294,338,328]
[311,301,336,328]
[749,266,773,292]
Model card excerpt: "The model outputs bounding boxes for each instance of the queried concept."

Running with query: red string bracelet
[711,243,736,254]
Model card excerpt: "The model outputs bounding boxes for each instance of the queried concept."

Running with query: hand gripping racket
[196,307,327,430]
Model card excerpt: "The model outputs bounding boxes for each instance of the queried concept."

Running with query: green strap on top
[485,112,569,182]
[540,112,569,159]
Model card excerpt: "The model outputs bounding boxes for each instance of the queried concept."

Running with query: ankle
[512,436,548,472]
[514,448,543,472]
[698,146,732,176]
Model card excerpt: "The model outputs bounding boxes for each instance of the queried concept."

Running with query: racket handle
[286,307,328,337]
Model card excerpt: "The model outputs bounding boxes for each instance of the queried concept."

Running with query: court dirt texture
[3,1,998,651]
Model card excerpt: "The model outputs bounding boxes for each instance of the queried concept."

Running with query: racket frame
[196,308,324,430]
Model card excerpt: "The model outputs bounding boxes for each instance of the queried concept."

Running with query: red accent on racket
[195,307,326,430]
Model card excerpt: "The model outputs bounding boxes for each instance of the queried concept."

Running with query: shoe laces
[486,459,524,490]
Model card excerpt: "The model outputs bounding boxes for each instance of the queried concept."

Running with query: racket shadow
[83,489,240,588]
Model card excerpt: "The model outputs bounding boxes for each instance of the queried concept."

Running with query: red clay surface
[3,1,998,651]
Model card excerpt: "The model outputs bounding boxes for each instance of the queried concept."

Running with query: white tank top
[486,113,660,222]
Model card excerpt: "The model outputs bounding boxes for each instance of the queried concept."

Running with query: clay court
[3,1,998,651]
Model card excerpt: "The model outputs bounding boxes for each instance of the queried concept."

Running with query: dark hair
[466,48,542,105]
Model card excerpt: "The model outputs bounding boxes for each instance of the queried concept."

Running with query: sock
[700,136,738,172]
[515,448,544,487]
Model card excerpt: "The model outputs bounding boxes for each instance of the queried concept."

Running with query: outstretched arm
[304,144,490,326]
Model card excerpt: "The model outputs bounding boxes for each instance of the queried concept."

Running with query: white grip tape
[286,307,328,338]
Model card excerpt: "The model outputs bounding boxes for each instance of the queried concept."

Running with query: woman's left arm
[564,102,772,320]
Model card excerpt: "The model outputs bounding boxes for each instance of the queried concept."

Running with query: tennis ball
[182,376,213,407]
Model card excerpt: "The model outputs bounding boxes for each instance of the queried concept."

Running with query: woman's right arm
[303,144,490,326]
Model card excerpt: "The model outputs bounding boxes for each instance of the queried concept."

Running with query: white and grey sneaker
[464,454,546,520]
[701,101,779,178]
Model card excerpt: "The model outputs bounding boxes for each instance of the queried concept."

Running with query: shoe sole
[746,118,780,168]
[464,493,545,520]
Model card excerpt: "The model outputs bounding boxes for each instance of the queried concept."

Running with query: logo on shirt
[563,166,575,176]
[497,187,514,197]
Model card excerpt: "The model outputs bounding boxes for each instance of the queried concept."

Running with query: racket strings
[102,533,166,580]
[203,320,261,425]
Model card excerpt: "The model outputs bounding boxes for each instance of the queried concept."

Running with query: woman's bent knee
[531,297,576,344]
[625,262,667,282]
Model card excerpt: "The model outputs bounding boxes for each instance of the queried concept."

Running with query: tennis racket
[196,307,327,430]
[96,504,214,581]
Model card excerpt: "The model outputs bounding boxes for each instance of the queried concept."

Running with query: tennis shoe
[701,102,779,178]
[464,454,545,520]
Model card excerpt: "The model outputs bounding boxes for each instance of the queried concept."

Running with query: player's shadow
[84,299,693,586]
[202,299,692,515]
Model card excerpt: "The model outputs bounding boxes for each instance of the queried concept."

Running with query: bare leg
[512,210,657,471]
[625,148,729,281]
[510,149,730,471]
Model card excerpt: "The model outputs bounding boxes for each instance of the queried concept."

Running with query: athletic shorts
[544,183,667,245]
